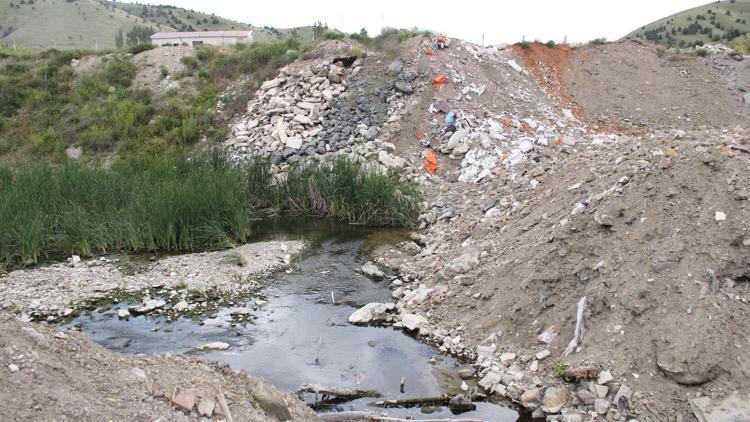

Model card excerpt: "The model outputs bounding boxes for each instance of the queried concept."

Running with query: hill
[625,0,750,49]
[0,0,298,50]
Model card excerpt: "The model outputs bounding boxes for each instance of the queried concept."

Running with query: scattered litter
[424,148,438,175]
[563,297,587,356]
[445,112,456,125]
[432,75,448,90]
[538,326,559,344]
[715,211,726,221]
[507,59,524,73]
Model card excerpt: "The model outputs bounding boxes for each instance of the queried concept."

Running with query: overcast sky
[129,0,713,44]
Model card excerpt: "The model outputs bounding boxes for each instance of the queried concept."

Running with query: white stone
[401,313,428,331]
[535,349,551,360]
[597,370,614,385]
[500,352,517,364]
[715,211,726,221]
[197,342,230,351]
[348,302,394,324]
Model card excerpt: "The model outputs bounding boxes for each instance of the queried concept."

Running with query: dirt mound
[0,316,317,421]
[565,41,750,131]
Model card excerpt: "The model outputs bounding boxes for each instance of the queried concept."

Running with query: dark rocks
[394,81,413,94]
[448,394,476,413]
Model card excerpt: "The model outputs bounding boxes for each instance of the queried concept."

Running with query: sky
[128,0,713,45]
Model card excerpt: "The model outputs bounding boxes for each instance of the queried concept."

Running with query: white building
[151,31,254,47]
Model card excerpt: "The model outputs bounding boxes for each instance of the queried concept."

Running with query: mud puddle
[67,219,518,420]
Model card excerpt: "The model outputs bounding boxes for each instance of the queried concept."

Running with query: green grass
[625,0,750,48]
[0,152,421,269]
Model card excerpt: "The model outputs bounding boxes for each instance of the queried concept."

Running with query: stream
[67,219,519,420]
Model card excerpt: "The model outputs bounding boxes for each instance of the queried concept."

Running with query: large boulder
[401,313,428,331]
[348,302,394,324]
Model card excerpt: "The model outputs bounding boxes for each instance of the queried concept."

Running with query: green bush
[180,55,199,71]
[519,40,530,49]
[323,30,345,40]
[546,40,556,48]
[696,48,710,57]
[589,37,608,45]
[127,44,156,55]
[195,45,216,61]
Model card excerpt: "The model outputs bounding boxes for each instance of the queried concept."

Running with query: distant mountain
[0,0,307,50]
[625,0,750,48]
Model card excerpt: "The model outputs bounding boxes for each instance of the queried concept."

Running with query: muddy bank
[0,240,304,321]
[0,316,317,421]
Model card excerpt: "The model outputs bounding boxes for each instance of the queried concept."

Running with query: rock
[690,391,750,422]
[364,126,378,141]
[399,70,419,82]
[230,307,251,316]
[460,381,469,391]
[521,388,542,410]
[197,342,230,351]
[594,210,615,227]
[446,128,470,152]
[519,140,534,153]
[261,78,286,90]
[656,343,720,385]
[293,114,313,126]
[743,92,750,105]
[65,147,83,160]
[251,381,292,421]
[715,211,726,221]
[8,363,19,373]
[535,349,551,360]
[361,261,384,279]
[117,309,130,319]
[576,389,595,405]
[131,367,147,381]
[401,313,428,331]
[171,386,196,413]
[541,386,570,414]
[500,352,516,364]
[565,365,599,380]
[173,300,189,312]
[286,137,303,149]
[378,151,406,169]
[197,398,215,417]
[445,250,480,275]
[597,370,614,385]
[458,368,475,379]
[590,383,609,399]
[594,398,611,414]
[395,81,413,94]
[387,60,404,75]
[478,369,504,391]
[448,394,475,413]
[130,299,166,314]
[347,302,394,324]
[328,72,341,83]
[613,384,632,408]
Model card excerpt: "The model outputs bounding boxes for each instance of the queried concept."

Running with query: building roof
[151,31,252,40]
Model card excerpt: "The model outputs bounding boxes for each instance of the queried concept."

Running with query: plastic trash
[424,148,438,174]
[432,75,448,90]
[445,112,455,124]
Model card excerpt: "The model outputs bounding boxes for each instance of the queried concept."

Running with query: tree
[312,20,328,40]
[126,25,154,46]
[359,27,368,37]
[115,29,123,48]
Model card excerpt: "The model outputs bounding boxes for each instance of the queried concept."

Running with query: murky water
[68,219,518,420]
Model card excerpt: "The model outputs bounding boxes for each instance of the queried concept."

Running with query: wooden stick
[216,388,233,422]
[297,384,381,399]
[369,395,451,408]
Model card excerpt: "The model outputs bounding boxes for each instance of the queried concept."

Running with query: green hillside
[0,0,172,49]
[625,0,750,49]
[108,2,281,42]
[0,0,299,50]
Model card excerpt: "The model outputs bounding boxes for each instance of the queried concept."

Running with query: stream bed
[67,220,519,420]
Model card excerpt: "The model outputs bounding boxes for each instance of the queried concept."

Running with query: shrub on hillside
[127,43,156,55]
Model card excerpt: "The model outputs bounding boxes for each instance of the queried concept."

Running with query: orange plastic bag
[424,148,437,174]
[432,75,448,90]
[425,47,434,56]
